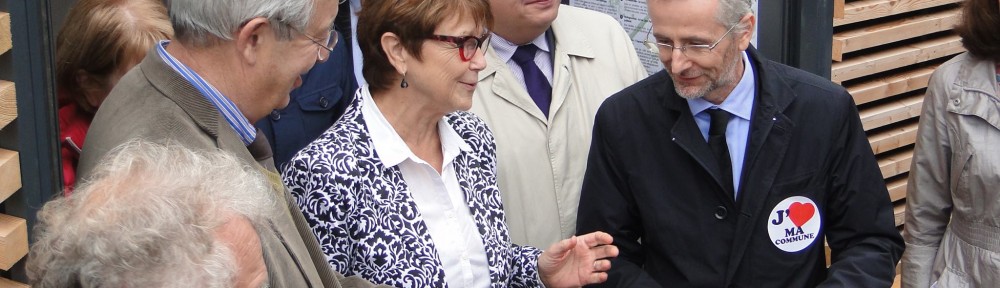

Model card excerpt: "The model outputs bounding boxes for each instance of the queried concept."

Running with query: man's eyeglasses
[644,22,739,58]
[290,24,339,62]
[429,33,491,62]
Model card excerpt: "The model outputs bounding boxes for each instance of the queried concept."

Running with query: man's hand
[538,231,619,287]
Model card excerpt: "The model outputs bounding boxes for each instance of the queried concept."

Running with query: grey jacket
[78,50,375,288]
[902,52,1000,288]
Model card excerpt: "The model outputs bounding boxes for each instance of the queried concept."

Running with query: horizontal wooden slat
[0,214,28,271]
[0,149,20,204]
[878,149,913,179]
[848,66,935,105]
[832,34,964,83]
[887,176,908,202]
[893,201,906,226]
[860,92,923,131]
[833,8,961,61]
[0,81,14,130]
[0,277,29,288]
[835,0,963,27]
[869,121,919,154]
[0,12,10,55]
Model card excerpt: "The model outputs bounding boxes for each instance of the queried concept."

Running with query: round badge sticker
[767,196,821,252]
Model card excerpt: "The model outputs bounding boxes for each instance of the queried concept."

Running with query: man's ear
[737,14,755,51]
[235,17,271,65]
[380,32,409,76]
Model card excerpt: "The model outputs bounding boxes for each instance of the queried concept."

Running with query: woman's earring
[400,73,409,88]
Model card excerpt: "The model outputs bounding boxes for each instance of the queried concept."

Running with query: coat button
[714,206,728,220]
[269,110,281,120]
[953,98,961,105]
[319,96,330,108]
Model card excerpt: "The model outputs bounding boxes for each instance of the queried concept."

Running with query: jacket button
[270,110,281,120]
[319,96,330,108]
[714,206,728,220]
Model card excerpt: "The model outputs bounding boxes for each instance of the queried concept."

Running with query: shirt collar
[360,86,471,168]
[687,51,755,120]
[155,40,257,145]
[490,32,551,64]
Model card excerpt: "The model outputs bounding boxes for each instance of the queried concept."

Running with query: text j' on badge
[767,196,821,252]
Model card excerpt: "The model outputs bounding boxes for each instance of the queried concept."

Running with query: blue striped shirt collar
[155,40,257,146]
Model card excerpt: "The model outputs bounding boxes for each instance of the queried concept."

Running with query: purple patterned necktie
[511,44,552,117]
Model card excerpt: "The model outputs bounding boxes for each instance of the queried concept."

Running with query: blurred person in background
[28,141,277,288]
[283,0,618,286]
[901,0,1000,287]
[55,0,172,192]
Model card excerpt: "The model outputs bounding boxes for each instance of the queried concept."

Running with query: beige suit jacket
[470,5,648,248]
[78,50,375,288]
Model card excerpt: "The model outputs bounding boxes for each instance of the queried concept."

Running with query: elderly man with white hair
[29,141,276,287]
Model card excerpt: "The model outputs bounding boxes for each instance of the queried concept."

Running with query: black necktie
[707,108,734,196]
[511,44,552,117]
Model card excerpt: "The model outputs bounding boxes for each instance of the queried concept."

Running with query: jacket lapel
[665,93,737,207]
[547,15,595,119]
[724,47,796,284]
[480,49,549,123]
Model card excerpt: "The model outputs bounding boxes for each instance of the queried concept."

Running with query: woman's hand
[538,231,619,287]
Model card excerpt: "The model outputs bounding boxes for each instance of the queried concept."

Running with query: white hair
[169,0,317,46]
[717,0,756,32]
[27,140,279,288]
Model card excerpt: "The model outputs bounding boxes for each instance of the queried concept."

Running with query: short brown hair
[956,0,1000,62]
[357,0,493,93]
[55,0,173,112]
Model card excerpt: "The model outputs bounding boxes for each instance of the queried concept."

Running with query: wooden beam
[878,149,913,180]
[835,0,963,27]
[0,81,14,130]
[887,176,908,202]
[869,121,919,154]
[0,149,19,204]
[0,12,10,56]
[832,34,964,83]
[0,214,28,271]
[0,277,30,288]
[859,92,923,131]
[848,66,935,105]
[833,8,961,61]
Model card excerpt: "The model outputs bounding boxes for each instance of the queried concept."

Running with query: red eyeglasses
[429,33,491,62]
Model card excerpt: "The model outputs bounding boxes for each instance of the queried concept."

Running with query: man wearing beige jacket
[470,0,648,248]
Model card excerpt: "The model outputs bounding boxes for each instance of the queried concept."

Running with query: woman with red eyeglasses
[281,0,618,287]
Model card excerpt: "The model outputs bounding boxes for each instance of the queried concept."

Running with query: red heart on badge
[788,202,815,228]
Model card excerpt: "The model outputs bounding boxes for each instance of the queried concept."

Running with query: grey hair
[27,140,280,288]
[717,0,755,32]
[168,0,316,47]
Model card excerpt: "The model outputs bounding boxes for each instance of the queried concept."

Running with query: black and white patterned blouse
[283,87,543,288]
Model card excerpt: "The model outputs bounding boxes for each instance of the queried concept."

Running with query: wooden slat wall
[834,0,965,230]
[0,9,28,287]
[833,1,966,286]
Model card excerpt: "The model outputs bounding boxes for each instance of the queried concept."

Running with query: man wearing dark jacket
[575,0,904,286]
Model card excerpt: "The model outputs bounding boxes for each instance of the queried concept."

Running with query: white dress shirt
[360,87,490,288]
